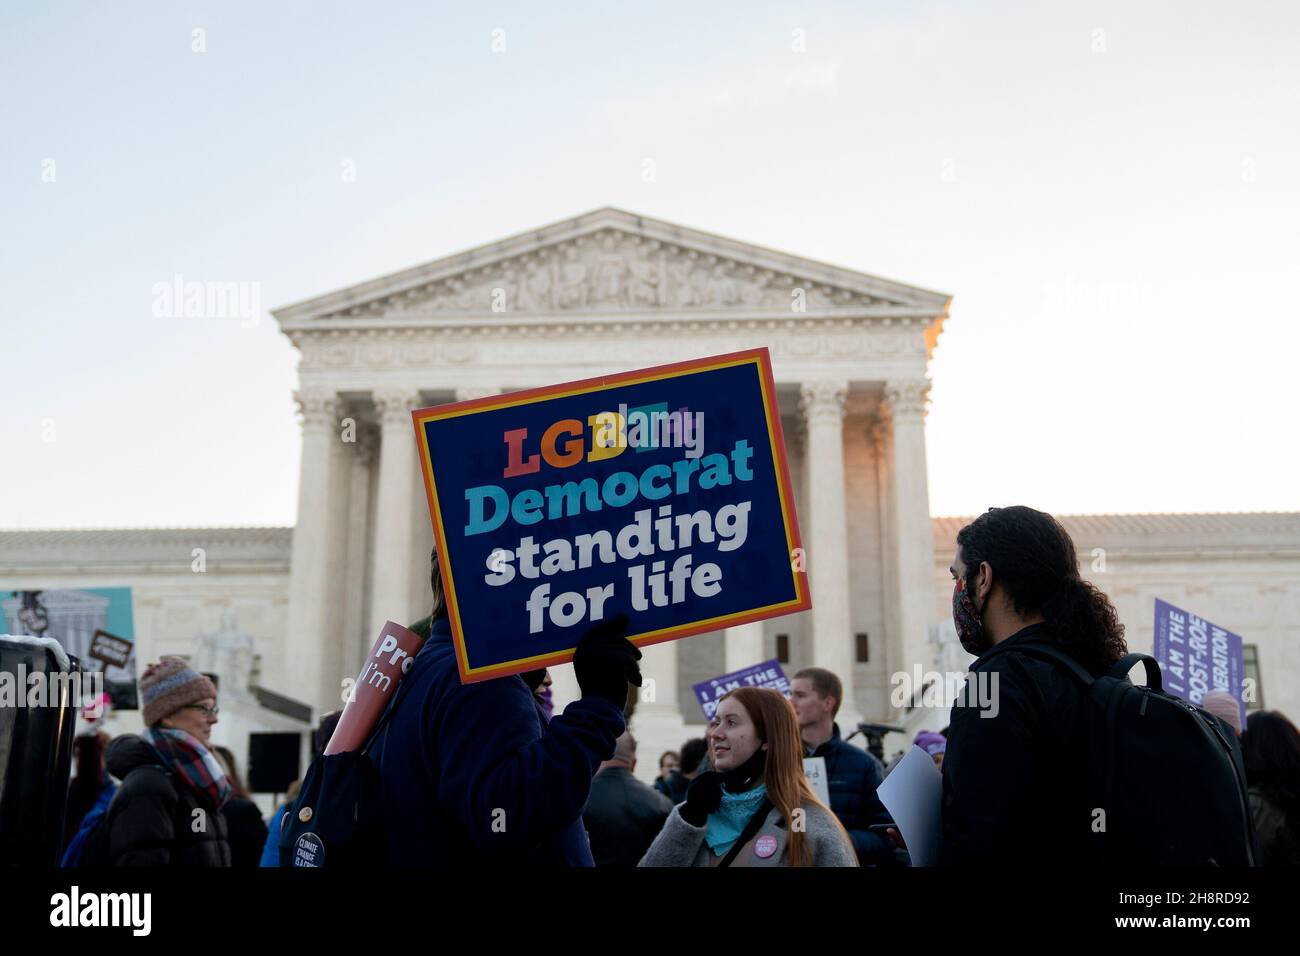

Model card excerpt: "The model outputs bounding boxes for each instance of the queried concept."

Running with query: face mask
[952,576,990,655]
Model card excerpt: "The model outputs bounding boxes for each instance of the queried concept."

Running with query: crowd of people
[56,506,1300,868]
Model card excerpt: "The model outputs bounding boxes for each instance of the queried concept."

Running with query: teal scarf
[705,784,768,857]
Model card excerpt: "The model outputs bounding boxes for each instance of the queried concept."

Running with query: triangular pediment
[273,207,950,327]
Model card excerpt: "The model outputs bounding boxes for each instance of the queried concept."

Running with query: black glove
[572,614,641,709]
[680,771,724,827]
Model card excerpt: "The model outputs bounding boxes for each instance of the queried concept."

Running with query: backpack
[1001,642,1257,866]
[59,780,116,867]
[277,677,415,868]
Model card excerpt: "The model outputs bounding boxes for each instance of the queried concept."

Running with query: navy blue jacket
[368,615,626,866]
[807,724,899,865]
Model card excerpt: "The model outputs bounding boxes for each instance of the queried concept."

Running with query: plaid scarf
[142,727,232,810]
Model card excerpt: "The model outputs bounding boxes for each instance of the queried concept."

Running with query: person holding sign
[367,552,642,866]
[639,687,856,867]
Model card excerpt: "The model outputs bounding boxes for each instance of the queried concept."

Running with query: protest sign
[1152,598,1246,726]
[413,348,808,683]
[802,756,830,805]
[325,621,423,754]
[1,588,138,709]
[89,629,132,669]
[692,658,790,721]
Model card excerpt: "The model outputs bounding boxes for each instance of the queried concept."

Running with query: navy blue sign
[412,349,809,683]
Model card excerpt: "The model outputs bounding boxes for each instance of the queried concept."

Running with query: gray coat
[638,800,857,867]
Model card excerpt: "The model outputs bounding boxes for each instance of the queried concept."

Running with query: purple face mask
[952,576,989,655]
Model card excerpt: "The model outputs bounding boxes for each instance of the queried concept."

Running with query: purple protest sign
[1153,598,1246,727]
[692,659,790,721]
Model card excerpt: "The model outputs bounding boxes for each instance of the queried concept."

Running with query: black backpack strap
[991,642,1165,693]
[1107,652,1163,692]
[718,798,773,868]
[990,641,1097,687]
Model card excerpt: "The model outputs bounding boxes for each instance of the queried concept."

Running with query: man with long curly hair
[940,505,1127,865]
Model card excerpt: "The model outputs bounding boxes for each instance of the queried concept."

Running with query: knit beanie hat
[1201,690,1243,735]
[139,657,218,727]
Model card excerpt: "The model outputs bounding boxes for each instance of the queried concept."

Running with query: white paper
[802,756,830,806]
[875,744,943,866]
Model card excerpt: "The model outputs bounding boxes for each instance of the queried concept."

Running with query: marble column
[884,379,937,681]
[633,636,688,783]
[871,415,900,697]
[284,390,349,711]
[724,621,765,671]
[546,662,583,717]
[799,381,859,726]
[344,428,376,677]
[783,410,810,666]
[369,389,422,637]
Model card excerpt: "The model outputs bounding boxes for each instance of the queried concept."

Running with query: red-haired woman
[639,687,856,867]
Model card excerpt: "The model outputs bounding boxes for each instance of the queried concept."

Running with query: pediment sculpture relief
[329,231,882,318]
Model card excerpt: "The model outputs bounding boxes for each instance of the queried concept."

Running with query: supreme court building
[4,208,1298,784]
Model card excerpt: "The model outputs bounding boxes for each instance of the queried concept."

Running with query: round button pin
[298,805,313,823]
[754,834,778,859]
[292,832,325,868]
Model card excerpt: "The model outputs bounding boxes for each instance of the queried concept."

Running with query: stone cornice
[289,317,934,374]
[0,527,294,574]
[3,518,1295,573]
[932,513,1300,562]
[281,304,940,336]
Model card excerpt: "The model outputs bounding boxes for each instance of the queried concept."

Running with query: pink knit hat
[1201,691,1243,735]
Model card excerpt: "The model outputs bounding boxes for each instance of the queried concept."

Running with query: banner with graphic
[2,587,138,709]
[413,348,808,683]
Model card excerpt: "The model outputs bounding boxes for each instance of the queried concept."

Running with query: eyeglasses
[185,704,219,717]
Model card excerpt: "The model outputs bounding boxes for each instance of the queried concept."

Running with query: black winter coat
[221,797,269,868]
[103,735,232,866]
[939,623,1098,866]
[660,770,691,805]
[583,766,673,867]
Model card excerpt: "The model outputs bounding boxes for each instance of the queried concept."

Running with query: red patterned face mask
[952,576,989,655]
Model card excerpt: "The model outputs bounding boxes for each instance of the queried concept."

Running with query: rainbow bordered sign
[411,347,809,684]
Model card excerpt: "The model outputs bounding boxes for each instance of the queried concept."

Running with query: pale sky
[3,1,1297,529]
